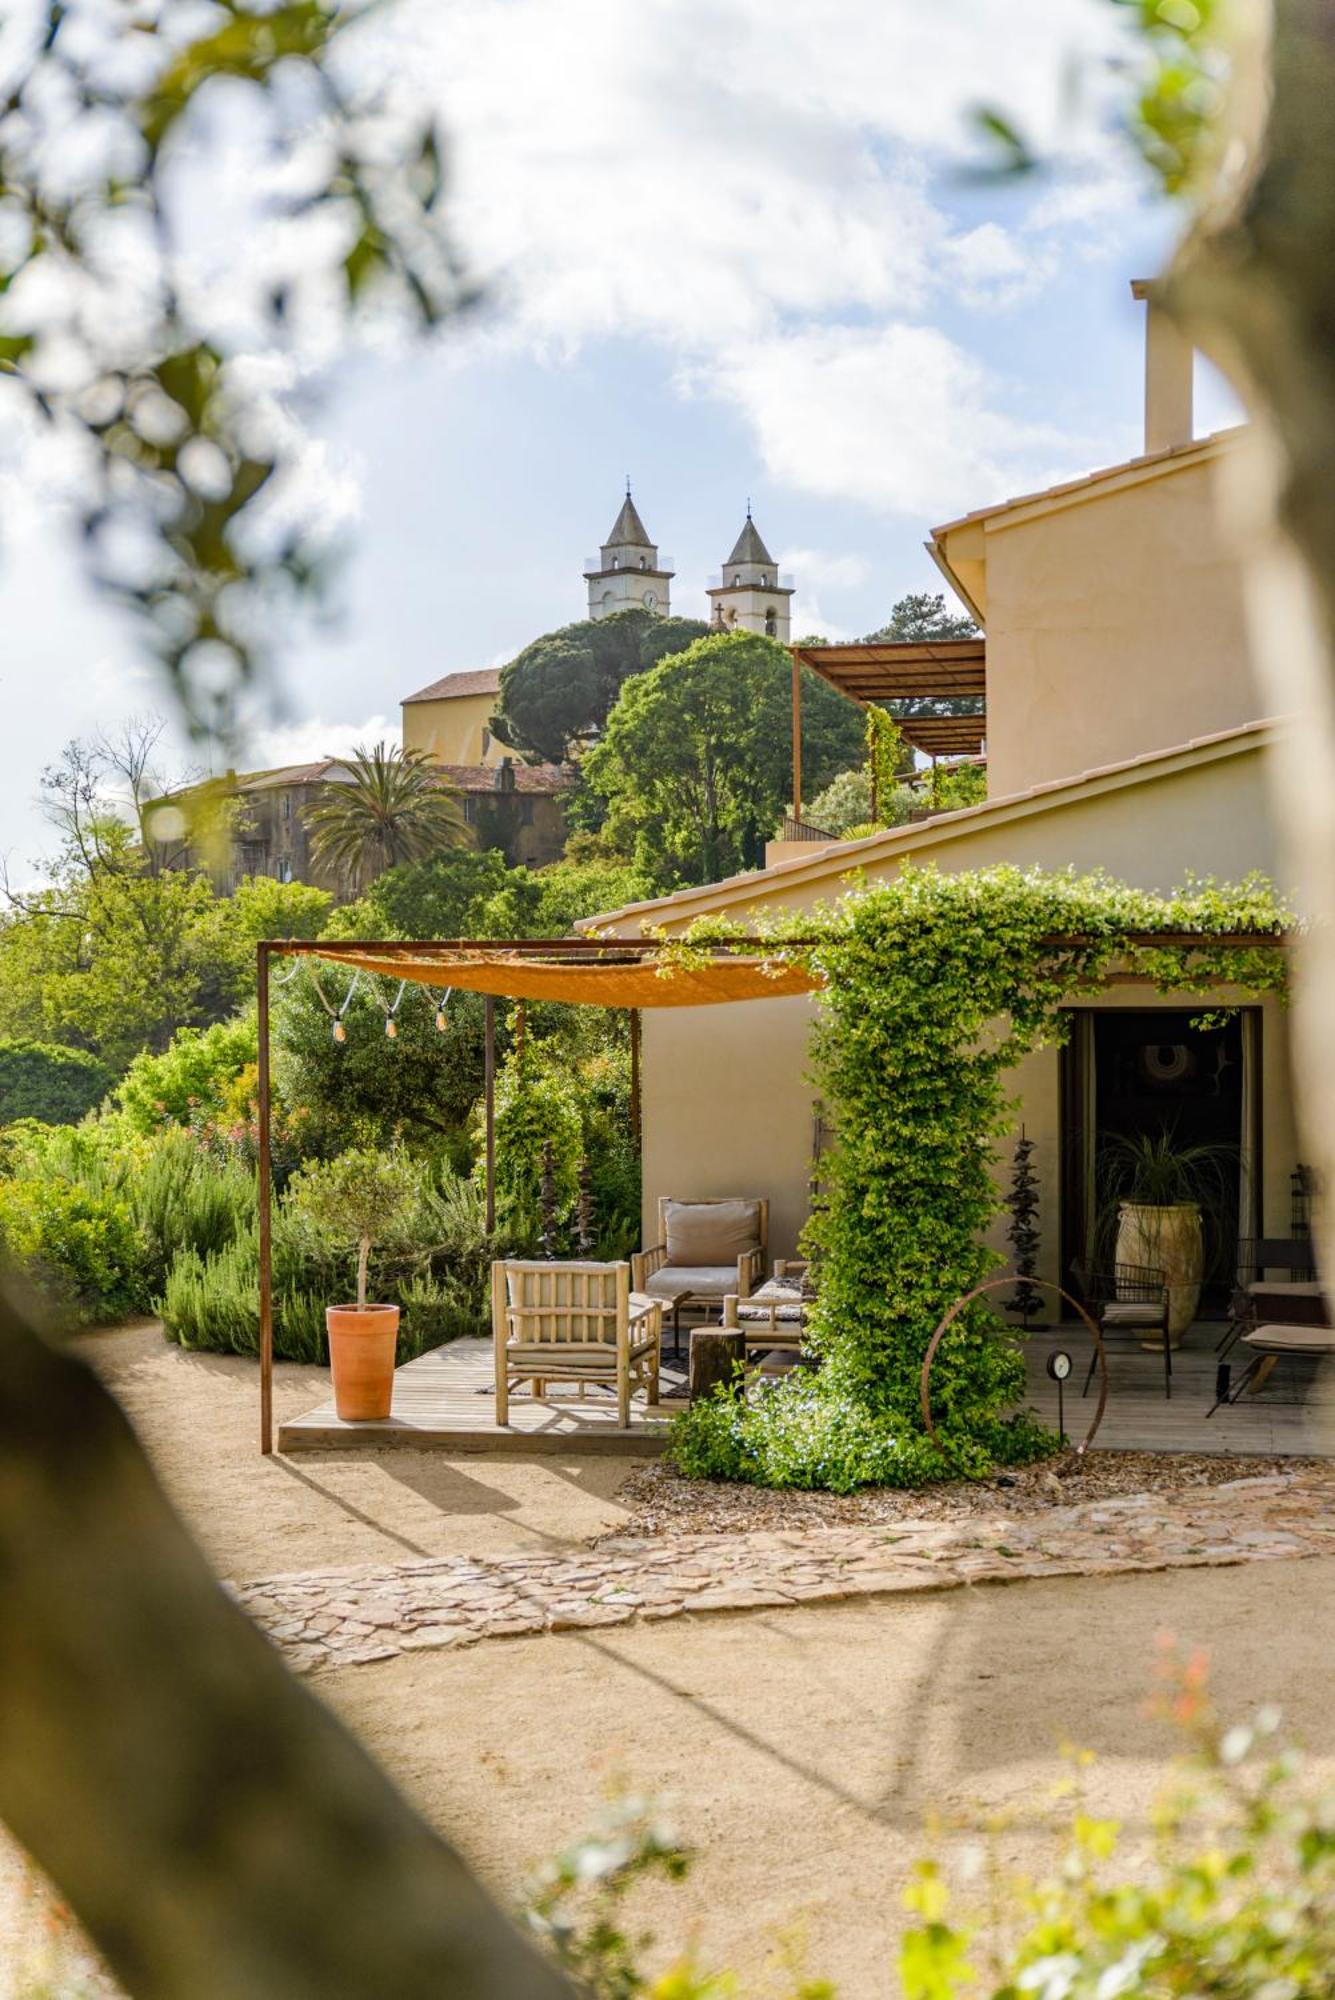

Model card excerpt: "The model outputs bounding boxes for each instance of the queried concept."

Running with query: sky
[0,0,1244,871]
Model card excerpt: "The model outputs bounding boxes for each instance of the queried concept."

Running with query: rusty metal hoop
[919,1278,1109,1459]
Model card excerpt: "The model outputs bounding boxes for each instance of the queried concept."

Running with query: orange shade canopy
[311,946,822,1009]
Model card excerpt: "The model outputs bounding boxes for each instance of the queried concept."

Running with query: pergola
[255,935,822,1453]
[788,637,986,815]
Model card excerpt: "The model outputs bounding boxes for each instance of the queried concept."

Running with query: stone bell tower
[584,483,674,619]
[706,507,794,640]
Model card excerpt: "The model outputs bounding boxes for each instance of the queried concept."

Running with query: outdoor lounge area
[260,886,1326,1476]
[277,1315,1335,1457]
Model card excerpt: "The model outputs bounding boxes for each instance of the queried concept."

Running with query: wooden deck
[278,1324,1335,1458]
[278,1338,685,1454]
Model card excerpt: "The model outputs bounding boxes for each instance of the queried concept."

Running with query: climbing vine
[668,865,1289,1489]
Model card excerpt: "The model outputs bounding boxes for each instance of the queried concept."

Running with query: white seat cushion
[1102,1301,1165,1328]
[644,1265,739,1301]
[1247,1278,1322,1296]
[1245,1323,1335,1356]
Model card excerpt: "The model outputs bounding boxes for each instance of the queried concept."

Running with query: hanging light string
[307,965,361,1044]
[271,959,304,988]
[434,987,453,1032]
[377,976,409,1040]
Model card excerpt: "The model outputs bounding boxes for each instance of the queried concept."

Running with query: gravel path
[611,1450,1325,1534]
[234,1468,1335,1676]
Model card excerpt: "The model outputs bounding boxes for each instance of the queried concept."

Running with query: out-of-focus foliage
[0,0,473,742]
[972,0,1232,196]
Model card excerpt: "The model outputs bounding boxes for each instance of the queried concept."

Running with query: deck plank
[277,1326,1335,1458]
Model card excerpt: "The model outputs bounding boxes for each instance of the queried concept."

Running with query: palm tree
[304,743,470,890]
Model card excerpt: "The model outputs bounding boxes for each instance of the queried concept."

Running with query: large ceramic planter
[1115,1202,1203,1344]
[326,1303,400,1420]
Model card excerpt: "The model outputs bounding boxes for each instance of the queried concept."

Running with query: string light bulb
[332,1018,347,1045]
[435,1007,448,1032]
[385,1016,397,1039]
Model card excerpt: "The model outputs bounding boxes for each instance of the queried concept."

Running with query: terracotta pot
[1114,1202,1203,1345]
[326,1303,400,1420]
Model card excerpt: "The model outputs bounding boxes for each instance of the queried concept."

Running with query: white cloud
[352,0,1136,513]
[378,0,1128,355]
[698,322,1073,522]
[250,713,398,769]
[788,594,852,643]
[780,549,870,591]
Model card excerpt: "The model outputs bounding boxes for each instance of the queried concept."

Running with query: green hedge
[0,1039,114,1126]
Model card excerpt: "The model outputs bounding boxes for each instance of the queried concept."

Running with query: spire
[725,510,775,568]
[604,484,653,550]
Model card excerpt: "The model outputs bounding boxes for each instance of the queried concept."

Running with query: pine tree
[1006,1127,1043,1327]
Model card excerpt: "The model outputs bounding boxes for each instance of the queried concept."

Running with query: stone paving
[231,1472,1335,1676]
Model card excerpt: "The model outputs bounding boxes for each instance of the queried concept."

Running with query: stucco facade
[931,432,1254,799]
[402,669,506,767]
[600,723,1296,1269]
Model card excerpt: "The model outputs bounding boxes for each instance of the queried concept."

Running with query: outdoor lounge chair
[1077,1262,1173,1400]
[491,1259,662,1429]
[1219,1236,1324,1357]
[1207,1320,1335,1415]
[631,1197,768,1351]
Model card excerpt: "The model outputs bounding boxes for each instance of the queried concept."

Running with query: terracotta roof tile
[401,667,503,705]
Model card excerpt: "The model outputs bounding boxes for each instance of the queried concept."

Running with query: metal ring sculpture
[919,1277,1110,1459]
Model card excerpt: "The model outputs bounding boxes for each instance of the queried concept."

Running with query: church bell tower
[584,484,674,620]
[707,508,793,640]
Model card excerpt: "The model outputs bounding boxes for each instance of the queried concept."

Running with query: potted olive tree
[1099,1128,1236,1344]
[287,1148,422,1419]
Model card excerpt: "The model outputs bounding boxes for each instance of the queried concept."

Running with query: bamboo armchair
[491,1259,661,1429]
[631,1198,768,1339]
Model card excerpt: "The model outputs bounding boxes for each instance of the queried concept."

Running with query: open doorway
[1061,1007,1260,1315]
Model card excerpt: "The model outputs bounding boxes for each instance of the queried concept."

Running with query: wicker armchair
[491,1259,661,1428]
[1078,1262,1172,1400]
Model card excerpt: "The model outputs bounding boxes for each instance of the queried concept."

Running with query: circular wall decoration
[1140,1042,1195,1084]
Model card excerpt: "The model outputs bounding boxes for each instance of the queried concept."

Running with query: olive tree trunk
[0,1294,572,1999]
[1163,0,1335,1286]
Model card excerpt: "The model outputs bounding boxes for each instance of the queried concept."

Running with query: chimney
[496,755,515,794]
[1131,279,1193,455]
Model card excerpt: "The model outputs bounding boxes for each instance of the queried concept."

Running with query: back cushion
[665,1199,762,1266]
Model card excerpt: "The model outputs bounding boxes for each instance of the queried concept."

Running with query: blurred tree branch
[0,0,474,748]
[0,1287,572,1997]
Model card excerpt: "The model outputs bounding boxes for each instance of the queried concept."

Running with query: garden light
[1046,1348,1072,1441]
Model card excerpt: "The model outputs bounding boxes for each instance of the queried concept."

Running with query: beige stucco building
[402,668,508,768]
[586,295,1301,1308]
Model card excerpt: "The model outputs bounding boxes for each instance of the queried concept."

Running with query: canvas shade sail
[310,947,821,1008]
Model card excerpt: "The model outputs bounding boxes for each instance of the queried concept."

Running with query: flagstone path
[231,1472,1335,1676]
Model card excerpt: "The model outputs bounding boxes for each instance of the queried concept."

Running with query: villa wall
[633,739,1296,1272]
[403,692,505,767]
[937,439,1258,801]
[640,991,1297,1282]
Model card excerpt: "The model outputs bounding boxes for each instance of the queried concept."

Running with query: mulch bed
[609,1451,1333,1539]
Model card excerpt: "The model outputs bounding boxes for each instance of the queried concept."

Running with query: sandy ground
[321,1560,1335,1994]
[8,1321,1335,1995]
[83,1321,646,1581]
